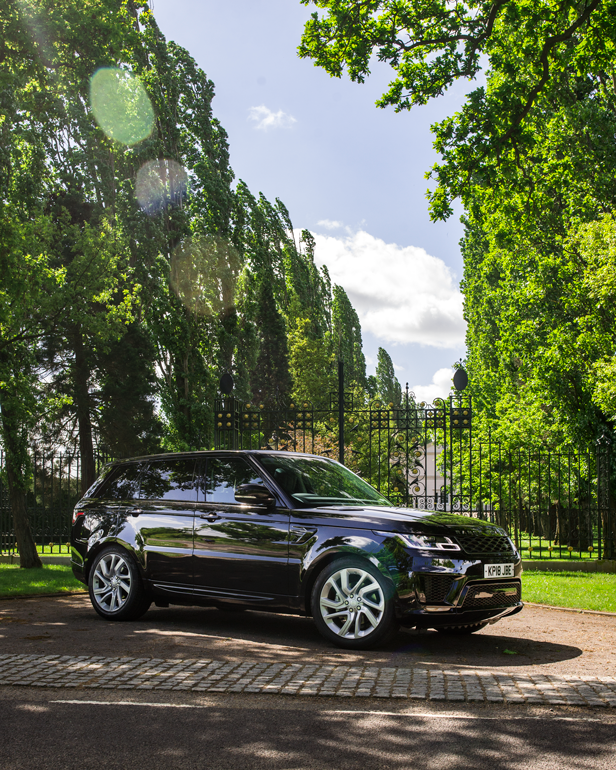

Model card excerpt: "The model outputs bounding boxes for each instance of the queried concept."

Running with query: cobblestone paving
[1,654,615,706]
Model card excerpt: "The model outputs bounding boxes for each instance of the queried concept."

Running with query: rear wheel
[311,558,398,650]
[436,622,487,635]
[88,546,151,621]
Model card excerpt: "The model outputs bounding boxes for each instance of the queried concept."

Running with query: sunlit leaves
[298,0,614,218]
[89,67,154,146]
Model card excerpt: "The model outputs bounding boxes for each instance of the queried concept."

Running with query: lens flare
[135,160,189,215]
[17,0,54,65]
[170,235,241,316]
[90,68,154,146]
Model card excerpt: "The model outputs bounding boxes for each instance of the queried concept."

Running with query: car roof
[106,449,335,465]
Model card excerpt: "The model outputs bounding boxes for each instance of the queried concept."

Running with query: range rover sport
[71,450,523,649]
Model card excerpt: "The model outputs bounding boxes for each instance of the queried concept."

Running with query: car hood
[291,505,503,534]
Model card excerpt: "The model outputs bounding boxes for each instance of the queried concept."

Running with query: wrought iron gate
[214,388,614,561]
[215,387,470,510]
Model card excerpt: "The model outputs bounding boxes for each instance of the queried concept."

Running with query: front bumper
[393,553,523,628]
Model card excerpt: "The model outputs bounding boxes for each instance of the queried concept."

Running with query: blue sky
[152,0,469,402]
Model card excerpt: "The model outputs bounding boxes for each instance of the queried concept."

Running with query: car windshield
[257,454,392,508]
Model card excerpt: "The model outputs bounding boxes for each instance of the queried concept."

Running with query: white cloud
[316,219,344,230]
[411,368,454,404]
[248,105,296,131]
[307,229,466,348]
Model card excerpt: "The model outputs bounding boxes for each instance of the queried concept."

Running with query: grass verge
[522,571,616,613]
[1,564,614,613]
[0,564,84,598]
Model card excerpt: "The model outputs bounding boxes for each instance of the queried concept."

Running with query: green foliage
[299,0,616,220]
[96,324,162,458]
[1,0,379,481]
[332,285,367,388]
[375,347,401,407]
[462,143,616,449]
[288,317,334,406]
[251,279,292,408]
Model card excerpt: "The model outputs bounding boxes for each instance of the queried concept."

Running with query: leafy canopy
[299,0,615,218]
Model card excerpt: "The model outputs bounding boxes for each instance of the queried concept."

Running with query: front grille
[462,581,521,609]
[455,532,513,555]
[423,574,456,603]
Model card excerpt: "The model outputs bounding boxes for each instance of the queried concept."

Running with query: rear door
[137,457,197,590]
[193,456,290,600]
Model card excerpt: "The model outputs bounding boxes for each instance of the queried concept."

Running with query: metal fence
[2,392,613,562]
[447,436,612,561]
[0,450,111,554]
[214,388,614,561]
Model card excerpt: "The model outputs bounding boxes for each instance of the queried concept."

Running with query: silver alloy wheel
[319,566,385,639]
[92,552,132,613]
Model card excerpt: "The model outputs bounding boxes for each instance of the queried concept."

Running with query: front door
[193,457,289,601]
[137,457,197,590]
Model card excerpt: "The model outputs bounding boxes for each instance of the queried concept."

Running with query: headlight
[396,533,460,552]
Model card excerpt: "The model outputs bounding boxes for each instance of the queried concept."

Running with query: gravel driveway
[0,594,614,677]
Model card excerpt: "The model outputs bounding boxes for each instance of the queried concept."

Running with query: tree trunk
[73,325,95,495]
[5,455,42,568]
[0,398,42,569]
[606,492,616,560]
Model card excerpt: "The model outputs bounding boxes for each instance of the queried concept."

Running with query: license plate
[483,563,514,578]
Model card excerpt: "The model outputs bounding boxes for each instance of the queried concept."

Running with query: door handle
[129,508,143,517]
[199,513,220,521]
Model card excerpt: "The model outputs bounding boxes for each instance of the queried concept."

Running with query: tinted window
[257,454,391,507]
[96,463,142,500]
[82,464,114,499]
[203,458,264,504]
[140,458,198,502]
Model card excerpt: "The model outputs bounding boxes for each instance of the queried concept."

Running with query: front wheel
[311,558,398,650]
[88,546,151,621]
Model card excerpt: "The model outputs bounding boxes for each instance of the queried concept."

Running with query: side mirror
[235,483,275,507]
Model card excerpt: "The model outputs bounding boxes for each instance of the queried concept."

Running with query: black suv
[71,450,522,649]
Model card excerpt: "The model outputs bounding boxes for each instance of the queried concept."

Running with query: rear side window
[140,458,198,502]
[96,463,142,500]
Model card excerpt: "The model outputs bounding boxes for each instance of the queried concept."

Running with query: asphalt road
[2,595,615,768]
[1,688,615,770]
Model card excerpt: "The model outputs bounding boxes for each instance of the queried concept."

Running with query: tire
[436,622,487,635]
[88,546,151,621]
[311,557,399,650]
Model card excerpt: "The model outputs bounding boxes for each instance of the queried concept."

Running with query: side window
[96,463,142,500]
[82,464,114,499]
[203,458,265,504]
[140,458,197,502]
